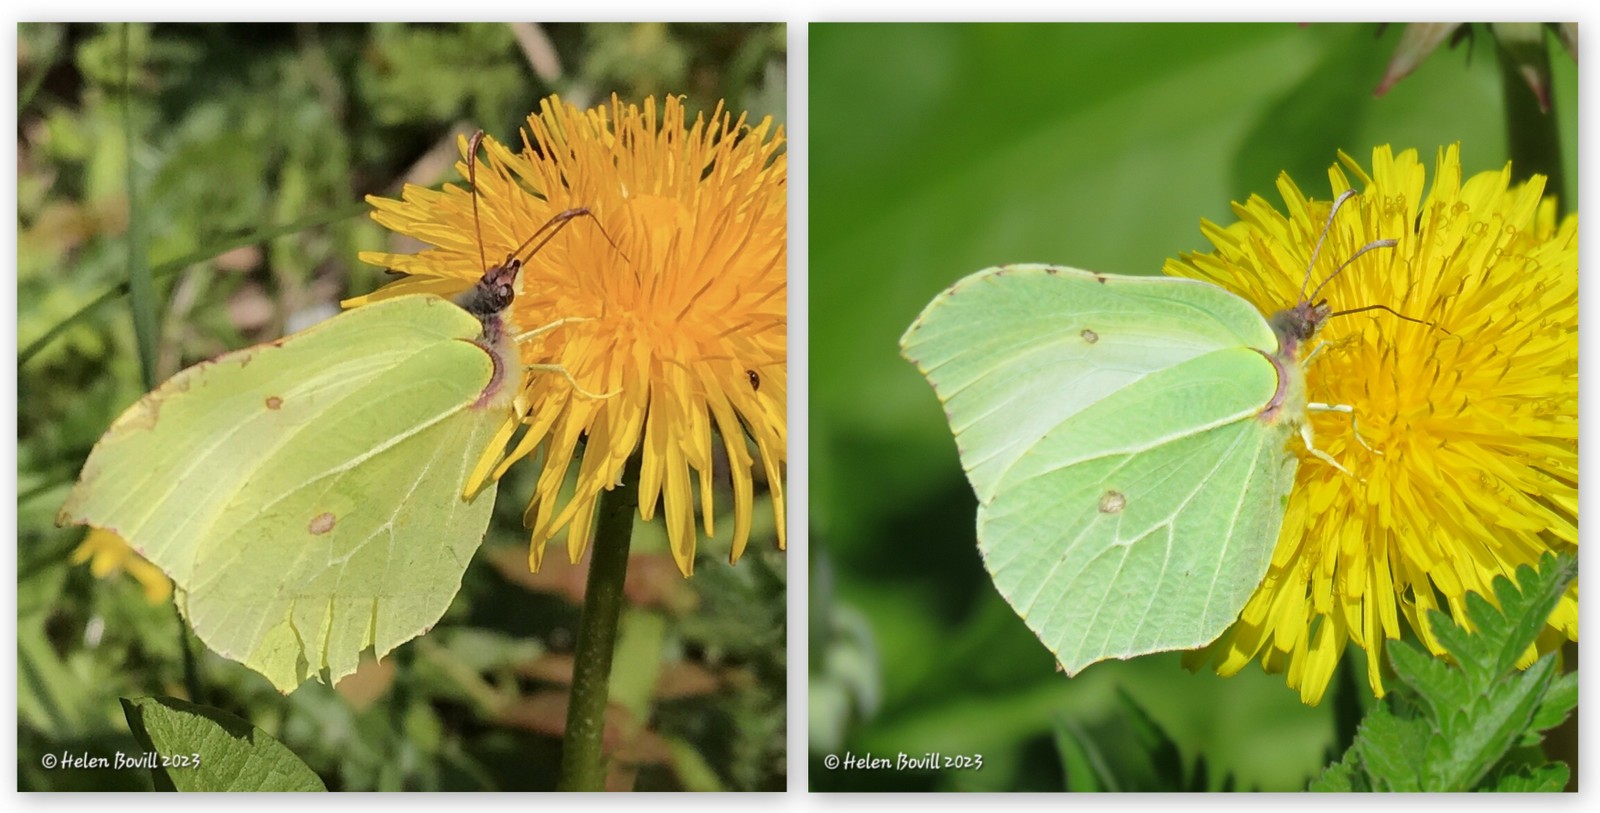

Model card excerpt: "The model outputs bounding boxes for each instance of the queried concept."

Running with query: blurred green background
[808,22,1576,791]
[18,22,786,791]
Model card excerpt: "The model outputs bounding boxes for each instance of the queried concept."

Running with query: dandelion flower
[1168,145,1577,704]
[72,527,172,604]
[354,95,786,577]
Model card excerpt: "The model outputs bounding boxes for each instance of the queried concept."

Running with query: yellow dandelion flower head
[72,527,173,604]
[1164,145,1577,704]
[355,94,786,577]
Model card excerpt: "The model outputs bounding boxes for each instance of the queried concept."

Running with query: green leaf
[1307,751,1364,792]
[1424,655,1556,791]
[1482,761,1568,792]
[1525,670,1578,738]
[1309,552,1577,792]
[1488,560,1575,677]
[1351,703,1426,792]
[121,696,326,791]
[1052,716,1115,792]
[1049,690,1237,791]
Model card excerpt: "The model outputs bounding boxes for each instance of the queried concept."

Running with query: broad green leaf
[60,293,517,691]
[121,696,326,791]
[901,264,1313,673]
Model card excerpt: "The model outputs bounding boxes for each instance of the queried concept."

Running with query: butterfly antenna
[1332,303,1451,335]
[506,208,629,266]
[1300,189,1359,303]
[1308,237,1399,303]
[506,208,589,265]
[468,129,490,272]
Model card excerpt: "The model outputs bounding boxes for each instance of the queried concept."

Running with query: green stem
[557,453,643,791]
[1499,35,1565,215]
[122,23,158,392]
[173,604,205,706]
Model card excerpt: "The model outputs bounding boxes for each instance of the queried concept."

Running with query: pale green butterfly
[58,133,606,692]
[899,190,1397,675]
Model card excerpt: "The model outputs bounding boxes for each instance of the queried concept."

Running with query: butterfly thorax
[1259,300,1330,425]
[454,258,522,410]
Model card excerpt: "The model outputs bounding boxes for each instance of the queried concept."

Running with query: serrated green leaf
[1526,670,1578,735]
[121,696,326,791]
[1307,753,1361,792]
[1482,761,1568,792]
[1352,704,1426,792]
[1423,655,1556,791]
[1325,554,1577,794]
[1432,594,1499,686]
[1386,638,1467,717]
[1489,557,1576,678]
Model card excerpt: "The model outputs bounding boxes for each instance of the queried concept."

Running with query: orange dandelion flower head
[356,94,787,577]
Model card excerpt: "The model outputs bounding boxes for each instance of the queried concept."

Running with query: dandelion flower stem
[1498,36,1565,213]
[558,451,643,791]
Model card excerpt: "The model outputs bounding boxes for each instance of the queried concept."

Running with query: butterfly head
[456,259,520,325]
[1269,298,1333,360]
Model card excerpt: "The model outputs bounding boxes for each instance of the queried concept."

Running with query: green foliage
[19,22,785,792]
[1054,691,1243,792]
[121,696,326,791]
[1308,554,1576,792]
[808,549,881,754]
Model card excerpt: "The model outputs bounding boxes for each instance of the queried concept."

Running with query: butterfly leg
[515,316,594,343]
[1308,402,1383,456]
[1298,420,1354,477]
[525,363,619,400]
[1302,341,1329,366]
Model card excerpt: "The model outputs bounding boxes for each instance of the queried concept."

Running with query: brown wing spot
[265,396,283,410]
[1094,274,1108,284]
[1080,328,1099,344]
[309,512,337,535]
[1098,490,1126,514]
